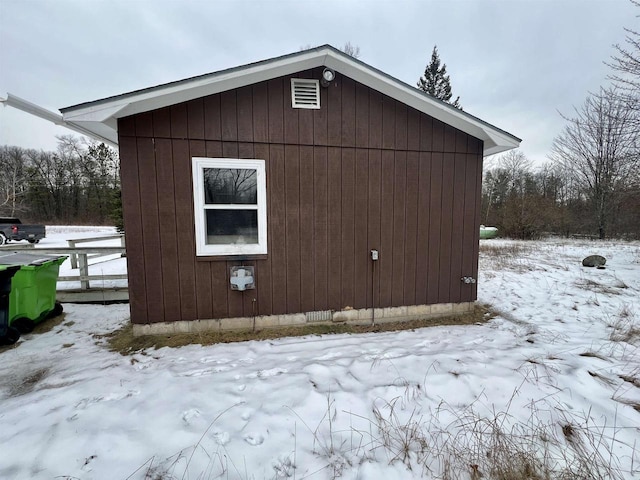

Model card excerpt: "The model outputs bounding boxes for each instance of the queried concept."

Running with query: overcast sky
[0,0,635,165]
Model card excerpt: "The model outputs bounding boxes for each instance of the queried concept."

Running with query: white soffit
[61,46,520,155]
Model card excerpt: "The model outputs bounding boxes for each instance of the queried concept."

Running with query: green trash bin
[0,264,21,345]
[0,252,67,334]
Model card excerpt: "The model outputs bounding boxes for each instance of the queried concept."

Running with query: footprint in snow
[75,390,139,410]
[314,352,341,361]
[213,430,230,445]
[464,337,488,345]
[200,356,230,364]
[247,368,288,379]
[181,408,201,425]
[243,433,264,446]
[180,366,231,377]
[132,361,152,371]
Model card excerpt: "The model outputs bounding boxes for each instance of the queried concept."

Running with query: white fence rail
[67,234,126,269]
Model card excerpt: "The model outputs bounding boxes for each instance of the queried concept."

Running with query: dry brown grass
[579,351,609,360]
[103,304,496,355]
[608,305,639,345]
[33,312,68,334]
[575,278,621,295]
[613,367,640,414]
[479,243,531,258]
[333,391,631,480]
[432,402,629,480]
[618,373,640,388]
[8,367,49,397]
[133,387,637,480]
[478,242,540,272]
[588,370,617,386]
[614,398,640,413]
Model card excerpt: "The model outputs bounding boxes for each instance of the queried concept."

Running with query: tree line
[0,136,122,228]
[481,148,640,239]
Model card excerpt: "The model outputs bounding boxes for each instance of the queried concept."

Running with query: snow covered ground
[0,234,639,479]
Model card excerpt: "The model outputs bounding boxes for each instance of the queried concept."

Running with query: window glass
[205,210,258,245]
[204,168,257,205]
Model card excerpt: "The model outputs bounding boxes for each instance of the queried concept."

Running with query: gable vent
[291,79,320,109]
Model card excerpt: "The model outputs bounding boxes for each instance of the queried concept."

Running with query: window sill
[196,254,268,262]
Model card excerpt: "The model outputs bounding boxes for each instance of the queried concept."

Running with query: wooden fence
[67,234,126,269]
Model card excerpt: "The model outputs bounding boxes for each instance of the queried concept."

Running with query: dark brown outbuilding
[61,45,520,334]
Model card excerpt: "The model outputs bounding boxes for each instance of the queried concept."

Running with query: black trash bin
[0,264,21,345]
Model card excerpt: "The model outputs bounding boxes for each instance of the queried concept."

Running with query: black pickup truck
[0,218,46,245]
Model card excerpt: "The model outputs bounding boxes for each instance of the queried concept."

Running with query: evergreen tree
[417,46,461,109]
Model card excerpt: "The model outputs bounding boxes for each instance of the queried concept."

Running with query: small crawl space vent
[291,79,320,109]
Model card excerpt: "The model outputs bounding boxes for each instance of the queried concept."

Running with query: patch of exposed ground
[103,304,496,355]
[5,367,50,397]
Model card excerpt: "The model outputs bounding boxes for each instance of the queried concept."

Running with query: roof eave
[61,46,520,155]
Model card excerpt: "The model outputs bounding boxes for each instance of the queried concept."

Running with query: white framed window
[192,158,267,256]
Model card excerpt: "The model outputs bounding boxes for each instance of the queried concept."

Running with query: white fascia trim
[118,57,322,118]
[63,54,324,122]
[322,51,520,155]
[63,103,129,122]
[483,144,514,156]
[61,47,520,154]
[61,54,324,146]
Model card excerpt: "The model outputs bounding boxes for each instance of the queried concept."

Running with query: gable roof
[60,45,520,156]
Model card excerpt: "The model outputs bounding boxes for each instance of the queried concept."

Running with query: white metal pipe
[1,93,118,147]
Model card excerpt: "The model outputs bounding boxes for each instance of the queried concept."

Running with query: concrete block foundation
[132,302,476,336]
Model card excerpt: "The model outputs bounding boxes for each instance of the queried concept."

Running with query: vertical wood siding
[118,67,484,324]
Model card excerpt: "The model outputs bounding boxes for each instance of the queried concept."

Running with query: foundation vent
[291,79,320,109]
[305,310,332,322]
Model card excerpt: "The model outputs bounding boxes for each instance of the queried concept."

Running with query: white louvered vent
[291,79,320,109]
[305,310,333,322]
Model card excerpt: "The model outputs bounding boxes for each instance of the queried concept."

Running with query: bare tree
[499,150,531,184]
[483,150,529,225]
[0,146,30,216]
[10,135,121,223]
[340,42,361,59]
[550,88,638,238]
[482,150,548,238]
[298,43,361,59]
[607,0,640,116]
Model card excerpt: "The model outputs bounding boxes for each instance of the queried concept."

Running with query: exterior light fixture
[320,68,335,87]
